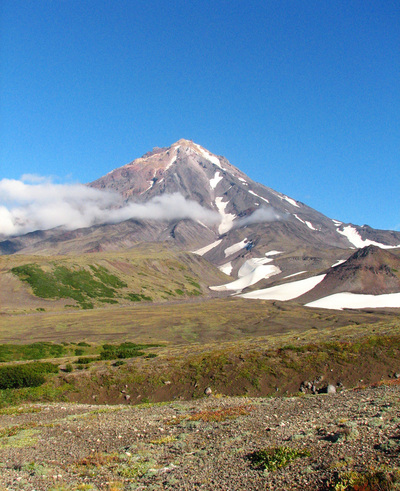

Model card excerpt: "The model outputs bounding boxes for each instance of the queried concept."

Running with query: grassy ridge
[0,342,66,362]
[11,263,125,309]
[2,247,228,312]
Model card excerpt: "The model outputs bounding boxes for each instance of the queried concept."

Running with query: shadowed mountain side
[0,219,216,256]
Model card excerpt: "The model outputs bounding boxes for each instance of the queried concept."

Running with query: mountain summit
[89,139,400,254]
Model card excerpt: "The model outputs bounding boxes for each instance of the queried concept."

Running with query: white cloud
[0,178,220,237]
[235,206,282,228]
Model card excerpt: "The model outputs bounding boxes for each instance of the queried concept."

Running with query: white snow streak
[193,143,225,169]
[294,214,317,230]
[210,172,223,190]
[248,190,269,203]
[165,155,177,170]
[239,274,326,301]
[283,271,307,279]
[337,226,400,249]
[165,145,180,170]
[140,170,157,194]
[192,239,222,256]
[265,250,283,256]
[332,259,346,267]
[305,221,317,230]
[224,238,248,257]
[283,196,299,207]
[306,292,400,310]
[215,197,236,234]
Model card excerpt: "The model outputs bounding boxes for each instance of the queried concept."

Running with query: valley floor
[0,382,399,490]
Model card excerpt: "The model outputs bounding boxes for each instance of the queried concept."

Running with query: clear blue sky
[1,0,399,230]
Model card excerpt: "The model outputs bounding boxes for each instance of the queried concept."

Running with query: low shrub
[100,342,160,360]
[0,362,59,390]
[248,446,310,472]
[329,469,400,490]
[74,357,97,365]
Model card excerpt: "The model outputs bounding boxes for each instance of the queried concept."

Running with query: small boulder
[204,387,212,396]
[327,384,336,394]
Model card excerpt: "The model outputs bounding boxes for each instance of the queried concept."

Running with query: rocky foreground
[0,382,399,490]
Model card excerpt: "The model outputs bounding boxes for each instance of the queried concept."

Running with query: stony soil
[0,382,399,490]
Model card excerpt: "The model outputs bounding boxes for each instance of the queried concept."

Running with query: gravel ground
[0,383,399,490]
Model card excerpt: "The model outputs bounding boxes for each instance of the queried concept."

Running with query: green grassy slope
[0,244,229,313]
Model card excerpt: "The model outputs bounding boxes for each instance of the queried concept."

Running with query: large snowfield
[238,274,326,301]
[305,292,400,310]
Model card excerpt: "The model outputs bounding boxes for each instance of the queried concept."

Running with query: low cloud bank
[0,177,219,237]
[235,207,282,228]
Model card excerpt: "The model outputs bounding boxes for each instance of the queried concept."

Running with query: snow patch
[332,259,346,268]
[332,219,342,226]
[238,257,274,276]
[165,155,177,170]
[272,191,300,208]
[192,239,222,256]
[294,214,317,230]
[210,171,223,190]
[197,220,211,230]
[305,221,317,231]
[215,197,236,234]
[211,258,281,292]
[140,170,157,194]
[283,196,300,208]
[193,143,225,170]
[306,292,400,310]
[294,214,305,224]
[265,250,283,256]
[238,177,248,185]
[249,190,269,203]
[337,226,400,249]
[219,262,233,276]
[239,274,326,301]
[224,238,248,257]
[165,145,180,170]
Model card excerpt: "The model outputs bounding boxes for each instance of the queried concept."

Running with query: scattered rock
[125,394,131,401]
[327,384,336,394]
[318,384,336,394]
[204,387,212,396]
[164,380,172,385]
